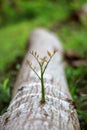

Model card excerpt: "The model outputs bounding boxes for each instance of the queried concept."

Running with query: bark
[0,29,80,130]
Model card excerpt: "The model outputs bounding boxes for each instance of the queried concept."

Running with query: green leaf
[3,78,9,92]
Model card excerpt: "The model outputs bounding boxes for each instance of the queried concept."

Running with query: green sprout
[26,49,57,103]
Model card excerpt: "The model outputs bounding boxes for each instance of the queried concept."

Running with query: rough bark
[0,29,80,130]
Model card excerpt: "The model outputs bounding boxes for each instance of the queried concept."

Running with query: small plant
[26,49,57,103]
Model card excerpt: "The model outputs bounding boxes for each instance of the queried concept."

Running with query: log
[0,29,80,130]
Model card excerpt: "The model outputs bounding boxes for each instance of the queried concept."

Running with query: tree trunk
[0,29,80,130]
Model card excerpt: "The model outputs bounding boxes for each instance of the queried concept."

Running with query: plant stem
[43,53,54,74]
[41,65,45,103]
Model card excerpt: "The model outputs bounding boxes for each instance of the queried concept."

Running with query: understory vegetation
[0,0,87,129]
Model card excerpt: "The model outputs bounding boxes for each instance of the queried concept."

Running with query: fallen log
[0,29,80,130]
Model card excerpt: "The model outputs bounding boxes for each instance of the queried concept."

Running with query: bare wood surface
[0,29,80,130]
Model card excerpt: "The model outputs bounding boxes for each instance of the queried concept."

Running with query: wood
[0,29,80,130]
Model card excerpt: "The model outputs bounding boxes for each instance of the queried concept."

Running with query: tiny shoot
[26,49,57,103]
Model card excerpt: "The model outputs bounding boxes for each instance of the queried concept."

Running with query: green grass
[0,0,87,71]
[0,21,33,71]
[59,25,87,55]
[65,66,87,130]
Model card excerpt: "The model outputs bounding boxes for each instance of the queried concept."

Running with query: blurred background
[0,0,87,129]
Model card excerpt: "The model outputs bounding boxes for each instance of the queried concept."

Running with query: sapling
[26,49,57,103]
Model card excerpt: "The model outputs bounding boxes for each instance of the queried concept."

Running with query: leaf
[37,54,39,58]
[53,49,57,54]
[41,57,47,63]
[3,78,9,92]
[26,60,31,66]
[47,51,51,57]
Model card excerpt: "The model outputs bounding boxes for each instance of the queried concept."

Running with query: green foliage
[59,25,87,56]
[65,66,87,129]
[0,78,11,115]
[0,0,69,27]
[3,78,9,92]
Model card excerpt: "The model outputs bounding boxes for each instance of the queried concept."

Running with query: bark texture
[0,29,80,130]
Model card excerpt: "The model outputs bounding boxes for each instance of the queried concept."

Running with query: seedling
[26,49,57,103]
